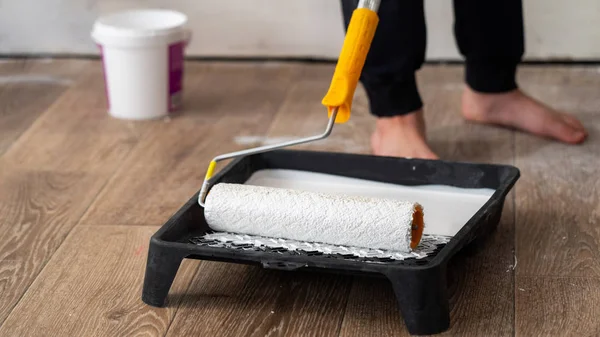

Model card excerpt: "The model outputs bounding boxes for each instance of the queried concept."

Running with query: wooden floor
[0,58,598,336]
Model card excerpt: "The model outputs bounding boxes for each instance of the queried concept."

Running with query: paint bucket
[91,9,191,120]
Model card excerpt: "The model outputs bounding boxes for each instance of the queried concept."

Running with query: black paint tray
[141,150,519,335]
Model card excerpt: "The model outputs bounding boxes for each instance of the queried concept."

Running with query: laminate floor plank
[0,226,198,337]
[0,168,108,325]
[0,59,89,156]
[515,277,600,337]
[0,60,147,327]
[514,65,600,336]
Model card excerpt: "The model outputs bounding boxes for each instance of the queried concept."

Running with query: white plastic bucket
[91,9,192,120]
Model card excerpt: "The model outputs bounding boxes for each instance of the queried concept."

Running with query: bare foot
[461,86,587,144]
[371,110,439,160]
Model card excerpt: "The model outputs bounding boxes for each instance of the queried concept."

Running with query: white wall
[1,0,600,60]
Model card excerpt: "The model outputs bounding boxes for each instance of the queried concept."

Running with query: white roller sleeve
[203,183,424,252]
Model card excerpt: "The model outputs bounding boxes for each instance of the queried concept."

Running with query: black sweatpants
[340,0,525,117]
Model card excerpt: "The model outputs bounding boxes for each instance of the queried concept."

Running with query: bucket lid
[92,9,188,45]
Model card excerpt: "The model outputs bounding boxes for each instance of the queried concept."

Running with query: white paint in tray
[244,169,496,237]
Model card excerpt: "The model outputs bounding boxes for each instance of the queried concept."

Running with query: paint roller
[198,0,425,252]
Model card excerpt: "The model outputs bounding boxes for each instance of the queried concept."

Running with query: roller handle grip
[321,8,379,124]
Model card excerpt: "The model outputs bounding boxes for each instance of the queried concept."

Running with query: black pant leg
[340,0,427,117]
[453,0,525,93]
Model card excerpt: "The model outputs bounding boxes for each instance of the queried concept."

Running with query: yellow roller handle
[322,7,379,123]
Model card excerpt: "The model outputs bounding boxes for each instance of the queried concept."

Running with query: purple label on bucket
[98,44,111,110]
[168,41,185,112]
